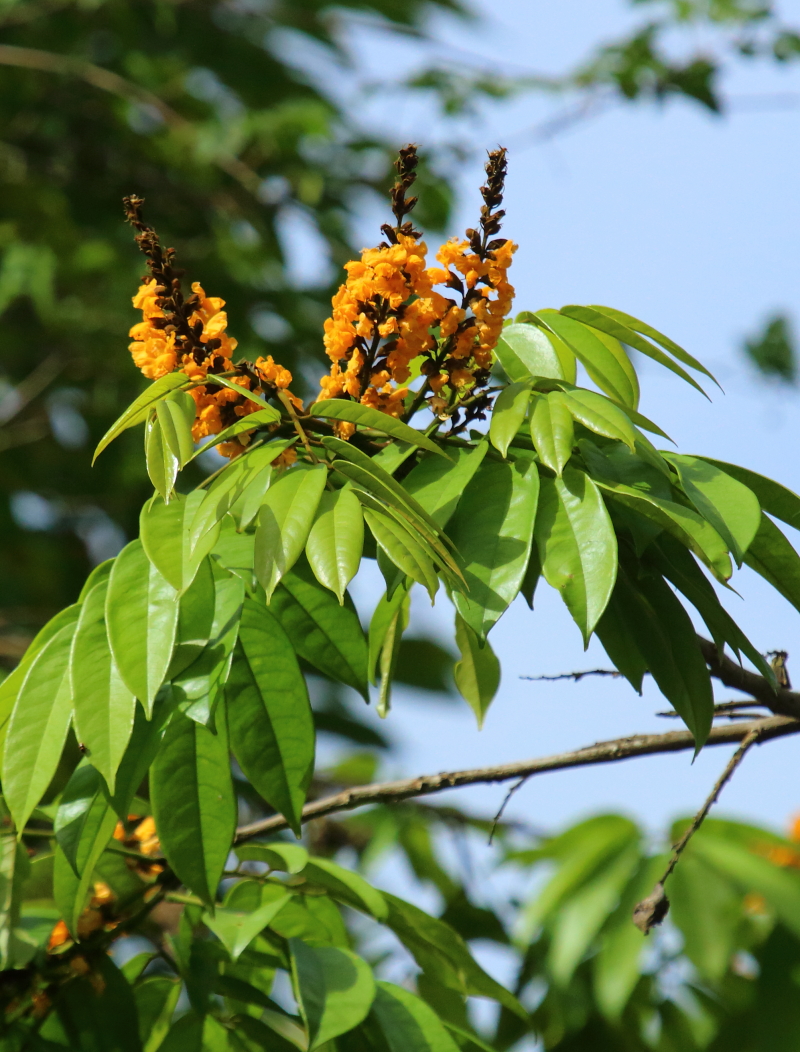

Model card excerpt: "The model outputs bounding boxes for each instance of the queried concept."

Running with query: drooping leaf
[371,982,461,1052]
[169,555,218,679]
[255,464,328,600]
[54,762,115,877]
[535,469,618,644]
[489,381,532,458]
[226,598,314,835]
[156,388,196,466]
[367,582,410,716]
[71,581,136,793]
[363,505,439,602]
[235,842,309,874]
[306,487,365,603]
[205,884,292,961]
[534,310,637,407]
[270,559,369,701]
[529,391,574,476]
[93,371,189,464]
[191,410,283,460]
[140,491,220,594]
[496,321,575,383]
[453,613,500,728]
[106,539,179,715]
[309,400,448,457]
[559,388,637,449]
[151,709,236,906]
[449,454,540,637]
[291,938,376,1049]
[301,857,388,920]
[403,442,489,527]
[594,590,648,693]
[145,413,179,501]
[700,458,800,532]
[743,512,800,615]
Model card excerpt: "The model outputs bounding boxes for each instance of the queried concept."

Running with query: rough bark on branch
[234,715,800,842]
[697,636,800,718]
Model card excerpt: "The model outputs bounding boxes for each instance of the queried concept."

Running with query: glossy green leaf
[191,410,282,460]
[371,982,460,1052]
[235,842,309,874]
[0,831,31,970]
[145,413,179,501]
[270,559,369,701]
[205,885,292,960]
[140,491,220,594]
[3,621,77,834]
[559,388,637,449]
[226,598,314,835]
[151,709,236,906]
[449,454,539,637]
[54,762,114,877]
[291,938,375,1049]
[135,977,182,1052]
[489,381,531,458]
[71,580,136,793]
[301,857,388,921]
[106,539,179,714]
[169,555,218,679]
[255,464,328,600]
[496,321,576,383]
[594,590,647,692]
[308,400,448,457]
[363,505,439,601]
[665,453,761,565]
[743,512,800,615]
[534,310,636,406]
[202,372,277,410]
[403,442,489,527]
[453,613,500,728]
[701,457,800,531]
[535,469,617,643]
[529,391,574,476]
[156,388,196,466]
[93,371,189,463]
[306,487,364,603]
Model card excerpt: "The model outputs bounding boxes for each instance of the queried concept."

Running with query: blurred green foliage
[744,314,797,383]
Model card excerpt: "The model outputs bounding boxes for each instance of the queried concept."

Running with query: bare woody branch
[234,714,800,843]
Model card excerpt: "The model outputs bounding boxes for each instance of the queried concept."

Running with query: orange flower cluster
[47,881,118,952]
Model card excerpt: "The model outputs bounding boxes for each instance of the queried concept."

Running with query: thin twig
[488,776,528,844]
[278,391,318,463]
[521,669,622,683]
[234,715,799,843]
[633,727,762,934]
[657,700,770,720]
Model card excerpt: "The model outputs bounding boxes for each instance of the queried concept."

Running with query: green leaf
[226,598,314,835]
[270,559,369,701]
[594,591,647,693]
[71,581,136,793]
[109,689,180,820]
[235,842,309,874]
[255,464,328,600]
[191,410,282,460]
[449,455,540,637]
[93,371,189,464]
[743,512,800,615]
[664,454,761,565]
[169,555,218,678]
[403,442,489,527]
[529,391,574,476]
[453,613,500,728]
[559,388,637,449]
[0,831,32,970]
[533,310,637,407]
[202,372,279,410]
[371,982,460,1052]
[535,469,617,643]
[669,852,742,982]
[135,977,182,1052]
[205,885,292,960]
[145,413,179,501]
[151,709,236,906]
[309,400,449,457]
[306,487,364,603]
[301,857,388,920]
[54,762,114,877]
[55,954,143,1052]
[156,389,196,466]
[140,491,220,594]
[3,621,76,834]
[106,539,179,714]
[291,939,376,1049]
[363,505,439,601]
[701,458,800,531]
[496,321,576,383]
[489,381,531,458]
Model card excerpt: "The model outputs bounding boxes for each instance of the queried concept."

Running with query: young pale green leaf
[535,469,618,644]
[71,580,136,793]
[309,400,448,457]
[306,487,364,603]
[371,982,460,1052]
[496,321,576,383]
[403,442,489,527]
[301,857,388,920]
[235,842,309,874]
[54,762,115,877]
[665,454,761,565]
[700,458,800,531]
[202,373,277,411]
[140,491,220,594]
[559,388,637,449]
[453,613,500,729]
[529,391,574,476]
[255,464,328,600]
[368,582,410,687]
[226,598,314,835]
[156,389,196,466]
[291,939,375,1049]
[449,455,540,638]
[191,411,282,460]
[270,559,369,701]
[205,885,292,961]
[145,413,179,501]
[151,709,236,906]
[534,310,637,407]
[743,512,800,615]
[3,621,77,834]
[93,371,189,464]
[364,505,440,602]
[489,381,531,458]
[0,833,32,970]
[106,539,179,714]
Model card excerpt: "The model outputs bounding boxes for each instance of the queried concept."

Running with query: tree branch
[234,715,800,842]
[697,636,800,718]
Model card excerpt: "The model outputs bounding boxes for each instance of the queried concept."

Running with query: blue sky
[302,0,800,846]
